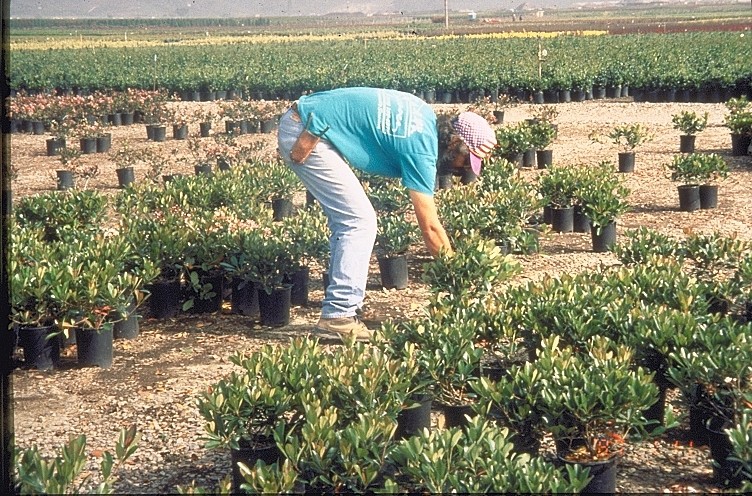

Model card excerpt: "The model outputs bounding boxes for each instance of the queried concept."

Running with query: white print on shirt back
[377,89,424,139]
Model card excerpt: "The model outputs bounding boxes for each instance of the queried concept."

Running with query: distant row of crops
[9,32,752,97]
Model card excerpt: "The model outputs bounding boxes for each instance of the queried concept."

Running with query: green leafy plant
[724,96,752,136]
[671,110,708,136]
[666,153,728,185]
[578,162,630,233]
[527,120,557,150]
[538,165,578,208]
[15,425,140,495]
[593,123,653,152]
[375,213,418,256]
[385,416,590,493]
[537,335,659,462]
[422,231,520,297]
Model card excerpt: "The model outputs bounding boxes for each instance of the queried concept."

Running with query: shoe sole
[312,326,372,343]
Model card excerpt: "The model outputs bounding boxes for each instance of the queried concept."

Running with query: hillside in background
[10,0,577,19]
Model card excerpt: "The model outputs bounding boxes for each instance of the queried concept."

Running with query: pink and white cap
[453,112,497,174]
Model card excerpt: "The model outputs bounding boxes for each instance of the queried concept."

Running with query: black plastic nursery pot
[618,152,635,173]
[707,424,745,488]
[116,167,135,189]
[677,184,701,212]
[257,285,292,327]
[679,135,696,154]
[572,205,591,234]
[536,149,553,169]
[559,455,618,494]
[285,266,310,307]
[113,300,139,340]
[148,278,183,319]
[272,198,294,221]
[231,277,260,318]
[442,403,475,429]
[591,222,617,253]
[395,394,433,440]
[699,184,718,209]
[231,438,283,494]
[17,325,60,371]
[75,326,113,369]
[551,206,574,233]
[378,254,409,290]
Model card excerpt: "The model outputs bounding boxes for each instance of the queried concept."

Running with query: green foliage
[375,213,418,256]
[613,227,683,265]
[578,161,630,231]
[600,123,653,152]
[386,416,590,493]
[526,120,557,150]
[537,164,579,208]
[15,425,140,495]
[724,96,752,136]
[671,110,708,135]
[14,190,108,242]
[493,122,532,157]
[666,153,729,185]
[422,231,520,297]
[537,336,659,461]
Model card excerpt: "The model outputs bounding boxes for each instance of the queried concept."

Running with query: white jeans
[277,108,377,318]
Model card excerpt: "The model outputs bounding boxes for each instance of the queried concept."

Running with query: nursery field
[9,96,752,493]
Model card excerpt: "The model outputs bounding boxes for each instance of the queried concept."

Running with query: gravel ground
[10,97,752,493]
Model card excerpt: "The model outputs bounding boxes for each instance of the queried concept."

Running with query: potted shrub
[471,362,550,456]
[724,96,752,156]
[527,120,557,169]
[537,165,578,232]
[695,153,729,209]
[385,416,590,493]
[9,226,61,370]
[55,147,80,191]
[672,110,708,153]
[592,123,653,173]
[665,153,726,212]
[578,162,630,253]
[46,116,73,156]
[422,232,520,297]
[259,160,302,221]
[537,335,659,493]
[108,140,140,188]
[493,123,532,168]
[56,232,144,368]
[375,213,418,290]
[247,225,296,327]
[667,320,752,487]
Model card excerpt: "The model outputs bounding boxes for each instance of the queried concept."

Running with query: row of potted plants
[189,226,751,493]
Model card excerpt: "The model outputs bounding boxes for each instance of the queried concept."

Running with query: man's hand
[408,190,453,257]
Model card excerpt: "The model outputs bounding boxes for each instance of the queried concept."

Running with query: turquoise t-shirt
[296,87,438,195]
